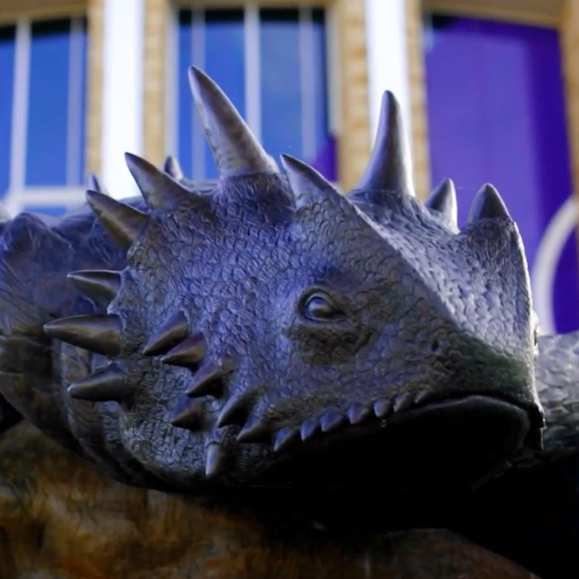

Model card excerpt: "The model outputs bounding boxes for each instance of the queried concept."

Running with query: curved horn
[281,154,341,210]
[355,90,414,196]
[188,66,278,178]
[162,155,184,181]
[424,178,457,226]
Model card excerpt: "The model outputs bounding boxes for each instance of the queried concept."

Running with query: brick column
[86,0,104,176]
[335,0,371,192]
[405,0,431,200]
[560,0,579,211]
[143,0,169,166]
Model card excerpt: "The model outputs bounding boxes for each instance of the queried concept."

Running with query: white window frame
[166,2,341,187]
[3,15,88,216]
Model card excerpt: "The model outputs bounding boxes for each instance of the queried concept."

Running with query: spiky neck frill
[9,64,539,505]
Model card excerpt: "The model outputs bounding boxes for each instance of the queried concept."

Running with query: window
[0,15,88,217]
[423,14,578,334]
[174,5,336,183]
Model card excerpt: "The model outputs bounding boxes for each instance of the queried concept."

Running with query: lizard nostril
[431,339,441,354]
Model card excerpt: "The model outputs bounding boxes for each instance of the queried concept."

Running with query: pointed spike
[143,311,189,356]
[87,173,106,194]
[67,270,121,308]
[185,359,223,398]
[160,333,206,367]
[320,411,347,433]
[86,190,150,250]
[217,394,253,429]
[44,314,122,356]
[347,403,372,425]
[374,399,393,419]
[355,91,414,196]
[280,154,341,209]
[205,443,227,478]
[392,393,414,413]
[125,152,191,211]
[188,66,279,178]
[424,178,457,225]
[273,427,300,453]
[237,416,270,444]
[468,183,511,222]
[162,155,184,181]
[67,365,129,402]
[526,427,544,452]
[171,398,204,430]
[413,390,434,406]
[300,419,319,442]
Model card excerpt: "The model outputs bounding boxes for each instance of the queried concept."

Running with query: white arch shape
[531,195,579,336]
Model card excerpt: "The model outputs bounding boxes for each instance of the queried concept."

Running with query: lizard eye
[303,292,343,321]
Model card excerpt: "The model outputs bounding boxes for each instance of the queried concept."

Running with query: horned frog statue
[0,65,578,579]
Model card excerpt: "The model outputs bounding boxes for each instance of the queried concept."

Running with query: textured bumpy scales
[0,65,548,495]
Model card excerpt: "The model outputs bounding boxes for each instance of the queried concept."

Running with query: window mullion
[10,17,30,193]
[192,7,205,180]
[299,6,315,162]
[244,3,261,142]
[67,17,83,187]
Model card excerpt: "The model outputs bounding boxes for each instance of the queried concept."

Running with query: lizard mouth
[259,392,542,504]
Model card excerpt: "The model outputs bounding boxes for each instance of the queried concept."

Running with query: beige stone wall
[86,0,103,175]
[143,0,169,166]
[405,0,431,200]
[559,0,579,215]
[333,0,370,191]
[0,1,85,24]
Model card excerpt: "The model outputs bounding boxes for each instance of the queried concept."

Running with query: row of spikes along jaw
[43,66,515,481]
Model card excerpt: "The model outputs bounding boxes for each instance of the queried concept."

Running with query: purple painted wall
[424,15,579,333]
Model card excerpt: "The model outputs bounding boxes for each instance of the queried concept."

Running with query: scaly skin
[0,65,574,578]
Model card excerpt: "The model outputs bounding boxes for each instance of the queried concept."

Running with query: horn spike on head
[161,333,207,369]
[67,270,121,308]
[236,415,271,444]
[355,90,414,196]
[187,66,279,178]
[86,190,150,250]
[162,155,184,181]
[273,427,300,453]
[468,183,511,223]
[87,173,107,194]
[205,443,227,478]
[424,178,458,226]
[216,392,255,429]
[185,358,224,399]
[280,154,341,209]
[43,314,122,357]
[67,364,129,402]
[143,311,190,356]
[170,399,204,430]
[125,152,191,211]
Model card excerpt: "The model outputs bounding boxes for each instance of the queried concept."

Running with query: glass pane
[201,9,245,179]
[25,19,71,187]
[71,17,88,185]
[309,8,335,181]
[177,9,193,179]
[260,9,302,163]
[424,15,578,333]
[0,25,15,199]
[176,7,333,181]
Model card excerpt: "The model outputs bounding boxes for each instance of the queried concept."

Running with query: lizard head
[44,67,543,506]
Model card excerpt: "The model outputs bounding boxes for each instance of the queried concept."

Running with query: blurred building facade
[0,0,577,333]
